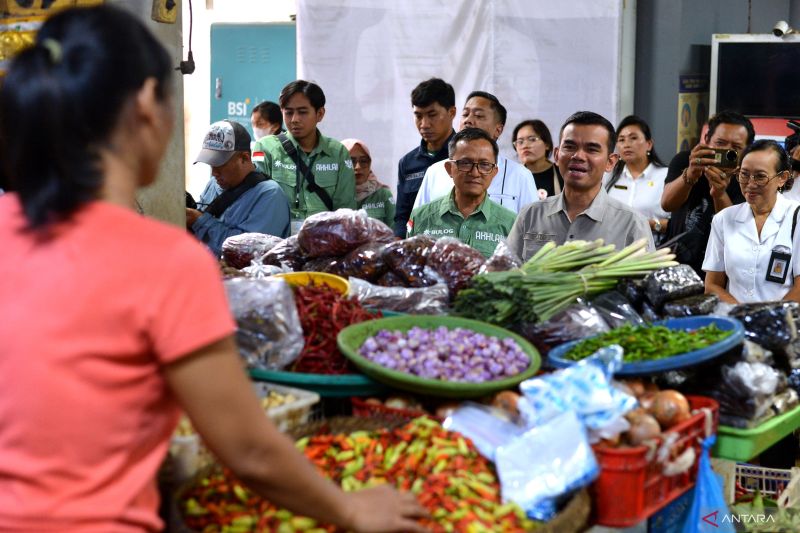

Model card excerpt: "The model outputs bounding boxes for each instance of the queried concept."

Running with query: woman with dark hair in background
[0,6,425,532]
[604,115,670,244]
[704,140,800,303]
[512,119,563,199]
[251,100,283,140]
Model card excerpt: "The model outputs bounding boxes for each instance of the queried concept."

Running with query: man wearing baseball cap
[187,120,291,255]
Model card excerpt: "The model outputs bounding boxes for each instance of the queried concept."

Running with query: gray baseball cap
[194,120,251,166]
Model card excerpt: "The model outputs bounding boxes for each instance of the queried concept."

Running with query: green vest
[358,187,395,227]
[407,192,517,257]
[253,130,356,219]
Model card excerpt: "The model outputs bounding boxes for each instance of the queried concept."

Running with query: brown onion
[626,412,661,445]
[649,390,691,429]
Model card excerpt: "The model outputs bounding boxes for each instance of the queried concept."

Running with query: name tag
[613,185,628,190]
[767,245,792,284]
[524,232,557,242]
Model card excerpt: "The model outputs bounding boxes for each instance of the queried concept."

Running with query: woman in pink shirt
[0,6,426,533]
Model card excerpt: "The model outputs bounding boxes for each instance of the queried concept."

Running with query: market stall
[167,208,800,532]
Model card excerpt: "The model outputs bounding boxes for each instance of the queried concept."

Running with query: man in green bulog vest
[253,80,356,234]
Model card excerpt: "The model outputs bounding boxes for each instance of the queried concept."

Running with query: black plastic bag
[662,294,720,318]
[643,265,704,308]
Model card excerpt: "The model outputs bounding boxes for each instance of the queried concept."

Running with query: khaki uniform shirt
[407,192,517,257]
[506,187,654,261]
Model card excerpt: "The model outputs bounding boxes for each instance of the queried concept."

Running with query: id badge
[766,246,792,284]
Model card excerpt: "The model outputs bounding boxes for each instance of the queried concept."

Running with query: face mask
[253,127,271,140]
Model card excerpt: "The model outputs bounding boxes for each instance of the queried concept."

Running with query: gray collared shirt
[507,187,655,261]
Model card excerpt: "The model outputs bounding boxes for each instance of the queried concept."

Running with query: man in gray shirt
[507,111,653,261]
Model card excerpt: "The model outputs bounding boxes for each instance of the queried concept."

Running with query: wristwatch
[652,218,662,233]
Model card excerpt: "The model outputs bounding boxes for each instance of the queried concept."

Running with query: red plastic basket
[592,395,719,528]
[351,397,435,423]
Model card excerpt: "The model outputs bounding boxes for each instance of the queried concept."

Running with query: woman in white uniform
[604,115,670,245]
[704,140,800,303]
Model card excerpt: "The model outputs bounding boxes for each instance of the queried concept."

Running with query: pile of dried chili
[291,284,379,374]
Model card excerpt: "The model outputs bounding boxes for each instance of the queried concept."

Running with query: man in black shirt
[661,111,755,275]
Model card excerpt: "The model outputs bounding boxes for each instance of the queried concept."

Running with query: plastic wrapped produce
[297,208,394,258]
[516,303,610,357]
[261,236,307,271]
[223,278,304,370]
[616,278,647,311]
[730,301,800,371]
[376,270,406,287]
[591,292,645,328]
[426,237,486,297]
[662,294,720,318]
[301,256,345,276]
[641,301,661,323]
[337,242,389,282]
[643,265,704,308]
[220,232,284,269]
[382,235,435,285]
[478,241,522,274]
[348,275,449,314]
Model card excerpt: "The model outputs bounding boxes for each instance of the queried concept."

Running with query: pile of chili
[179,417,539,532]
[291,284,379,374]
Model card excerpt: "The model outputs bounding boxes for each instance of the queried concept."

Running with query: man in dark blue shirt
[394,78,456,237]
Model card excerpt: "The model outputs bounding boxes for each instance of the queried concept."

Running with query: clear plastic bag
[426,237,486,297]
[348,274,449,314]
[220,232,284,269]
[730,301,800,371]
[495,410,599,521]
[337,242,389,282]
[517,302,610,356]
[261,235,308,271]
[478,240,522,274]
[382,235,435,286]
[297,208,394,258]
[223,278,304,370]
[591,292,645,328]
[644,265,704,308]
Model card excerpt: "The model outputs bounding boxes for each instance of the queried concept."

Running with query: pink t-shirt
[0,195,236,532]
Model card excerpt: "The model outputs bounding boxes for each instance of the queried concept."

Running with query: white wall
[182,0,296,197]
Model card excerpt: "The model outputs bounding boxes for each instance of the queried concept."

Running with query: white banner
[297,0,625,194]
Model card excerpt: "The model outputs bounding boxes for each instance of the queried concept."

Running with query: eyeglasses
[450,159,497,175]
[736,171,783,186]
[512,135,541,147]
[351,157,371,167]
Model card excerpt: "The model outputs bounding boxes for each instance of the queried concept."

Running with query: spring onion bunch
[453,239,677,326]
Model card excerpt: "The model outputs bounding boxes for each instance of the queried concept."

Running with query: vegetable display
[358,327,530,382]
[562,323,732,363]
[291,285,378,374]
[453,239,677,326]
[179,418,539,532]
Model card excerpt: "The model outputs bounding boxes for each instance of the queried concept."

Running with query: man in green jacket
[407,128,516,257]
[253,80,356,234]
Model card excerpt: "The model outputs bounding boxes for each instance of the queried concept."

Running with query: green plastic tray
[248,369,387,398]
[713,404,800,462]
[336,315,541,399]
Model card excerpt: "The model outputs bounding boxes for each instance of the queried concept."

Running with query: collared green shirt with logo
[407,192,517,257]
[359,188,395,227]
[253,130,356,219]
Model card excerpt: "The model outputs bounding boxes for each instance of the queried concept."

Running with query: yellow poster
[677,75,709,152]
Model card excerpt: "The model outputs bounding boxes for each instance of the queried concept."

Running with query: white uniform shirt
[603,163,671,221]
[412,155,538,214]
[703,194,800,303]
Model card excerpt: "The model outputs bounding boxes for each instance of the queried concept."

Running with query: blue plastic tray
[547,316,744,376]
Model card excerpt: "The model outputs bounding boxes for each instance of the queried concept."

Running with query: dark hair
[607,115,665,188]
[740,139,791,173]
[252,100,282,129]
[512,119,554,158]
[411,78,455,109]
[448,127,499,160]
[465,91,507,126]
[0,5,172,228]
[705,110,756,146]
[559,111,616,153]
[279,80,325,110]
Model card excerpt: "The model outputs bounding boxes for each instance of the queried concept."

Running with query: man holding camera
[661,111,755,275]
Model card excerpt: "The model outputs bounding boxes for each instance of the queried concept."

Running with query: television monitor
[711,34,800,119]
